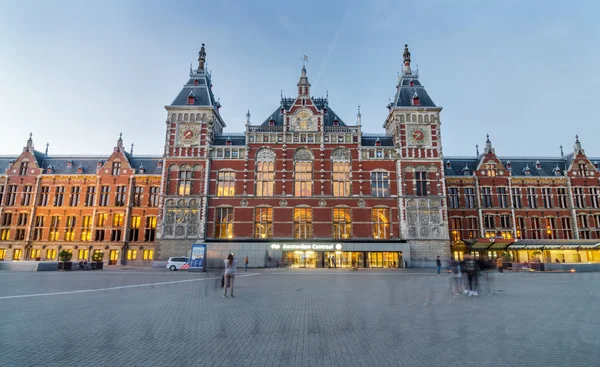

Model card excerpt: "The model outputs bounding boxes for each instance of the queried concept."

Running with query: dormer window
[553,167,562,176]
[375,138,381,147]
[187,95,195,104]
[445,161,451,169]
[333,118,339,126]
[226,138,232,146]
[269,118,275,126]
[66,160,73,168]
[412,96,420,106]
[523,166,531,176]
[594,161,599,170]
[578,163,587,177]
[97,160,103,169]
[505,161,511,170]
[486,163,496,177]
[112,161,121,176]
[139,165,145,174]
[77,165,84,174]
[193,79,199,85]
[46,165,54,174]
[157,160,163,169]
[19,161,29,175]
[535,160,541,170]
[409,81,415,87]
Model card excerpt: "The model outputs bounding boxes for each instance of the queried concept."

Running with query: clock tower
[384,45,450,264]
[157,44,225,259]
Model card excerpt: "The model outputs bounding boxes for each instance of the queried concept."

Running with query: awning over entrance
[507,240,600,250]
[468,238,513,251]
[489,242,511,250]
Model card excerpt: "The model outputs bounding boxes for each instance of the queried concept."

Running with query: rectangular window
[54,186,65,206]
[17,212,28,226]
[49,216,61,241]
[557,188,568,209]
[144,216,157,242]
[545,217,557,239]
[294,162,313,197]
[115,186,127,206]
[0,185,3,206]
[64,216,76,241]
[293,208,312,239]
[527,188,538,209]
[561,217,572,239]
[370,171,390,197]
[332,162,351,197]
[96,213,108,227]
[500,215,511,229]
[77,249,89,260]
[111,228,122,242]
[216,171,236,197]
[69,186,80,207]
[46,249,56,260]
[0,249,5,260]
[111,212,123,241]
[372,208,390,239]
[5,185,17,206]
[415,171,427,196]
[542,187,553,209]
[12,249,22,260]
[497,187,508,208]
[450,218,462,242]
[30,248,40,259]
[481,187,493,208]
[215,207,234,239]
[94,229,105,241]
[148,187,159,207]
[33,216,44,241]
[85,186,96,207]
[81,215,92,241]
[574,188,585,208]
[21,185,33,206]
[0,229,11,241]
[133,187,143,207]
[256,162,275,197]
[143,249,154,260]
[590,188,600,209]
[113,213,124,227]
[531,217,542,239]
[511,188,522,209]
[99,186,110,206]
[578,215,590,239]
[464,188,476,208]
[254,207,273,239]
[483,215,495,229]
[19,161,29,175]
[127,249,138,260]
[15,228,26,241]
[516,217,525,239]
[448,188,459,209]
[112,161,121,176]
[465,217,478,239]
[129,216,141,241]
[1,212,12,226]
[332,207,351,239]
[178,169,192,195]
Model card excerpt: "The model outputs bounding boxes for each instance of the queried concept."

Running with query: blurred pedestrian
[464,254,479,296]
[244,255,248,271]
[223,253,238,298]
[497,257,503,273]
[332,256,337,269]
[450,260,463,295]
[436,256,442,276]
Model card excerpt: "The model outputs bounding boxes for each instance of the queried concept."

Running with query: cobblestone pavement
[1,269,599,366]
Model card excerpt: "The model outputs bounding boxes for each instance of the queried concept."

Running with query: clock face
[178,124,199,145]
[293,109,315,131]
[408,126,429,145]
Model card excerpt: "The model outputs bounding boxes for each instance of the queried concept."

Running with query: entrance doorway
[367,252,400,268]
[284,251,318,268]
[324,252,364,268]
[109,250,119,265]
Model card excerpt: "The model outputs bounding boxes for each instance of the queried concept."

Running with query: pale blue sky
[1,0,599,157]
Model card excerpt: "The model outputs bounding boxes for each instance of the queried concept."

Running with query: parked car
[166,257,190,271]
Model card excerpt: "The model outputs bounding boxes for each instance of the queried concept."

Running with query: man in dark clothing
[464,255,479,296]
[436,256,442,276]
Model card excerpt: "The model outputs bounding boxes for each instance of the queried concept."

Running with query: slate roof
[443,156,582,177]
[392,73,436,108]
[0,153,163,175]
[361,136,394,147]
[213,134,246,146]
[260,97,347,127]
[170,70,218,108]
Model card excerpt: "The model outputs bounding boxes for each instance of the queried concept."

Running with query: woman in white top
[223,253,238,298]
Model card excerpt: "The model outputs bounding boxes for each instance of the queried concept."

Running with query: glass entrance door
[109,250,119,265]
[368,252,399,268]
[290,251,317,268]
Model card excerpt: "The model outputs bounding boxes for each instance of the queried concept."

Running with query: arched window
[215,206,234,239]
[216,170,235,197]
[256,149,275,196]
[254,206,273,239]
[333,207,351,239]
[294,148,313,197]
[294,207,312,239]
[331,148,351,197]
[372,207,390,239]
[415,166,427,196]
[178,165,192,195]
[370,170,390,197]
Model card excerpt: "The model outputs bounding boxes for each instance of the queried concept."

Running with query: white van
[166,257,190,271]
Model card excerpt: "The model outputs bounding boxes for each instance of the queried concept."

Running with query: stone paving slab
[1,271,600,366]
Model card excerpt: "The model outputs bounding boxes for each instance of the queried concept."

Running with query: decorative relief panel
[405,198,445,239]
[256,148,276,162]
[331,147,351,161]
[162,207,200,239]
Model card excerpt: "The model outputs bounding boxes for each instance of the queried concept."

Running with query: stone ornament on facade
[279,199,288,207]
[177,199,187,208]
[357,199,366,208]
[331,147,351,161]
[256,148,276,161]
[240,199,248,207]
[318,199,327,207]
[293,148,313,161]
[189,199,199,207]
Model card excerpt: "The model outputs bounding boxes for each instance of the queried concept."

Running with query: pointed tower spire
[297,65,311,98]
[130,143,134,155]
[25,133,34,152]
[245,109,251,126]
[560,145,564,157]
[476,144,480,156]
[116,132,124,152]
[45,143,49,156]
[198,43,207,71]
[574,135,583,154]
[484,134,495,154]
[403,44,412,75]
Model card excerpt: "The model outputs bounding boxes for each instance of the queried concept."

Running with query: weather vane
[301,55,308,67]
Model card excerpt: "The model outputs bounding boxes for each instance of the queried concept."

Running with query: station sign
[270,243,343,251]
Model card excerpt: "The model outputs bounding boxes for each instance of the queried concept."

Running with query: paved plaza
[1,268,599,367]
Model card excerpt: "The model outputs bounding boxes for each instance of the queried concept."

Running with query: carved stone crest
[240,199,248,207]
[279,199,288,207]
[358,199,366,208]
[294,148,313,161]
[256,148,276,162]
[331,147,351,161]
[318,199,327,207]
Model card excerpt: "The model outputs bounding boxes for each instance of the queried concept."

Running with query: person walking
[244,255,249,272]
[436,256,442,276]
[223,253,238,298]
[497,257,503,273]
[332,256,337,269]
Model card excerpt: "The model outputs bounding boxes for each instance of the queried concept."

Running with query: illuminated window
[30,248,40,260]
[144,216,157,242]
[64,216,76,241]
[215,207,234,239]
[46,249,56,260]
[450,218,462,242]
[371,208,390,239]
[486,163,496,177]
[332,207,351,239]
[370,171,389,197]
[13,249,22,260]
[95,214,108,241]
[127,249,138,260]
[77,249,89,260]
[216,171,236,196]
[545,217,556,239]
[294,207,312,239]
[178,167,192,195]
[81,216,92,241]
[332,162,351,197]
[129,216,141,241]
[0,249,5,260]
[0,229,10,241]
[254,207,273,239]
[143,249,154,260]
[256,149,275,196]
[49,216,61,241]
[294,149,313,197]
